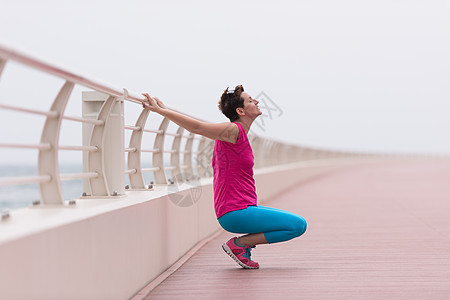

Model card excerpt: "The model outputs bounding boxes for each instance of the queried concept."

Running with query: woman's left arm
[142,93,238,143]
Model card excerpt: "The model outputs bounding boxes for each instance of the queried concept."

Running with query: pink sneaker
[222,237,259,269]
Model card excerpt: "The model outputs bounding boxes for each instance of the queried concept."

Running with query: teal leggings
[218,205,307,244]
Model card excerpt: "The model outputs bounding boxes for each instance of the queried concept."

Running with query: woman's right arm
[142,93,238,143]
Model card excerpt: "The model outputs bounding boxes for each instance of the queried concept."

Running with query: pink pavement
[146,159,450,299]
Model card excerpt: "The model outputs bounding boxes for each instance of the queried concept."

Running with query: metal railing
[0,43,355,207]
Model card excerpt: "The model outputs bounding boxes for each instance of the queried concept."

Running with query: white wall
[0,158,375,300]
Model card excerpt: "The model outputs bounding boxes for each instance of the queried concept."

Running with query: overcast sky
[1,0,450,164]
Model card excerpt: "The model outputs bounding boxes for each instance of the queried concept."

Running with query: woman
[142,85,306,269]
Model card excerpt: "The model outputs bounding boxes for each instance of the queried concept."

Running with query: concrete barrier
[0,158,378,300]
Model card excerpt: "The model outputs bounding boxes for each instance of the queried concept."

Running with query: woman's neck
[235,118,253,134]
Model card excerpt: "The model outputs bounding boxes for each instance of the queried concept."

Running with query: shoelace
[245,245,256,260]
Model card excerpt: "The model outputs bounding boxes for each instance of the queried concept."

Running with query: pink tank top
[212,122,257,218]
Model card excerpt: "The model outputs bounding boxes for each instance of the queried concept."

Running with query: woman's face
[240,92,262,119]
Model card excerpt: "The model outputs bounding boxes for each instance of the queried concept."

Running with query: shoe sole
[221,243,259,269]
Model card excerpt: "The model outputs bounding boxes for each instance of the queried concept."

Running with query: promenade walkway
[140,159,450,299]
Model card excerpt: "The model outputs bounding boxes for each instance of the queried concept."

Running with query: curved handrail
[0,44,145,104]
[0,42,359,208]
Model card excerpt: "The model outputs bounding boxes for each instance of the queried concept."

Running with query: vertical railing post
[266,141,273,167]
[196,137,214,178]
[82,91,125,196]
[205,139,214,176]
[183,133,195,177]
[170,126,184,181]
[0,58,6,79]
[127,108,150,189]
[38,81,74,205]
[196,137,207,177]
[152,117,169,184]
[280,145,288,164]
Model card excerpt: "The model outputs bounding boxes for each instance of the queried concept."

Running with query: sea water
[0,164,84,210]
[0,162,196,210]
